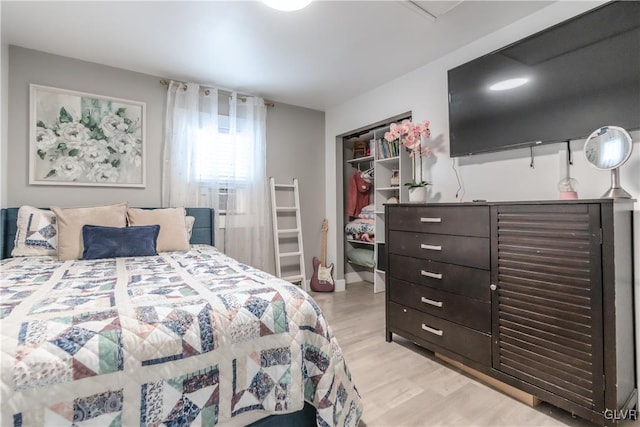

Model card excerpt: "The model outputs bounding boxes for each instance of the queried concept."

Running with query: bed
[0,207,362,427]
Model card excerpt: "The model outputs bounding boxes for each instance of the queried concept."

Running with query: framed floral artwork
[29,84,146,187]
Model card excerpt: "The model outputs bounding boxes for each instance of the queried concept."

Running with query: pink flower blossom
[389,118,433,187]
[384,131,394,142]
[403,134,419,150]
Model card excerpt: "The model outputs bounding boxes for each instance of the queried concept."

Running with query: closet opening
[337,111,411,293]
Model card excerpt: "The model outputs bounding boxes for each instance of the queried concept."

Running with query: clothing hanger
[360,167,374,181]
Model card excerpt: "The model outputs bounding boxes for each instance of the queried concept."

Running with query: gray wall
[5,45,325,278]
[7,46,164,206]
[1,42,8,207]
[266,101,325,278]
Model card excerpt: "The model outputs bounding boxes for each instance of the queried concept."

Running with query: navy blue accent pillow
[82,224,160,260]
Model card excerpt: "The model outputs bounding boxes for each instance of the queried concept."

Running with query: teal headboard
[0,207,215,259]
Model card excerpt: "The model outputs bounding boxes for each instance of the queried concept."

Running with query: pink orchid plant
[384,119,433,188]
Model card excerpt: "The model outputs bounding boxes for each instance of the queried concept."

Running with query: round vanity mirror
[584,126,633,198]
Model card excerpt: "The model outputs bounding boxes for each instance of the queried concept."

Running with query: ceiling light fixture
[489,78,529,91]
[263,0,312,11]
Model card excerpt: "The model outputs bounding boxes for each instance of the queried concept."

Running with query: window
[195,128,252,185]
[194,117,253,215]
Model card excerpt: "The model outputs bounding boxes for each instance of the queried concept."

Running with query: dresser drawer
[389,254,490,301]
[388,230,490,270]
[389,278,490,333]
[388,302,491,366]
[388,205,489,237]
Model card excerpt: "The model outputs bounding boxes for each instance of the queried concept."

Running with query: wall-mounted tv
[448,1,640,157]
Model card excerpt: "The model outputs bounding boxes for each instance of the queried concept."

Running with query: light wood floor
[310,282,640,427]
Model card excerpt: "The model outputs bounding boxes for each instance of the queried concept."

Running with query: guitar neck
[321,224,328,267]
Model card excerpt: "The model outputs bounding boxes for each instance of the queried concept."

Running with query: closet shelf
[375,156,399,164]
[347,259,375,268]
[346,155,374,164]
[347,239,374,246]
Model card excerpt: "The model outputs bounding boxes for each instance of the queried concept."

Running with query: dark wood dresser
[385,200,636,426]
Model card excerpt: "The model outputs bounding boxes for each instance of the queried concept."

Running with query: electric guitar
[310,219,334,292]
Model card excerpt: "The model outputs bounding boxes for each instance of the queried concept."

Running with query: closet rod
[343,115,412,140]
[344,124,391,141]
[159,79,275,108]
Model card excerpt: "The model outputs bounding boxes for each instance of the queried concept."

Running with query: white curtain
[162,81,270,270]
[162,81,219,208]
[224,94,270,271]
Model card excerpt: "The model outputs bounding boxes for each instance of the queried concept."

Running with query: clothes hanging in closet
[346,171,371,218]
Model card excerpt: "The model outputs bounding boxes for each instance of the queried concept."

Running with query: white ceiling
[1,1,554,111]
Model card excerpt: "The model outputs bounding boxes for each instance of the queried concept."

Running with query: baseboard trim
[435,353,541,407]
[345,271,373,284]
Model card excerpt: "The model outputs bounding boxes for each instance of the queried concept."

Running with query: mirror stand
[602,168,631,199]
[584,126,633,200]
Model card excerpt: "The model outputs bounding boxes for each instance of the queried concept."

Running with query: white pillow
[186,216,195,239]
[12,206,57,257]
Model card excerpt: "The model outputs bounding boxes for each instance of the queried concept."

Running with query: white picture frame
[29,84,146,187]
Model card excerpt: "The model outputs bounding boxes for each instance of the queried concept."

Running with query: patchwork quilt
[0,245,362,426]
[344,219,375,237]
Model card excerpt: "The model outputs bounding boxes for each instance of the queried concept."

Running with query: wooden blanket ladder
[269,177,307,290]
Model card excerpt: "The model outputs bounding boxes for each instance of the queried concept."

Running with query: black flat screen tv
[448,1,640,157]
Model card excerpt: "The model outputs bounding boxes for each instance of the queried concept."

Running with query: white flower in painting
[100,113,128,137]
[80,140,111,164]
[58,122,89,147]
[52,155,84,180]
[109,131,137,154]
[35,128,58,151]
[88,163,119,183]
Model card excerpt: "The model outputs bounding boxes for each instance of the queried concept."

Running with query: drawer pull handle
[421,270,443,280]
[420,244,442,251]
[420,217,442,223]
[421,324,443,336]
[421,297,443,307]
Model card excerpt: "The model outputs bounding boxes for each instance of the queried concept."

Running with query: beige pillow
[127,207,190,252]
[51,202,128,261]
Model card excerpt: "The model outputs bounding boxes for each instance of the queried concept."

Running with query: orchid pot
[408,185,428,203]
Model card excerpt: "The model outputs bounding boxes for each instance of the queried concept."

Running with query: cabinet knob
[490,284,497,291]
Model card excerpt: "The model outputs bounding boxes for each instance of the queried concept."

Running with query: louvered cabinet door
[491,204,604,411]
